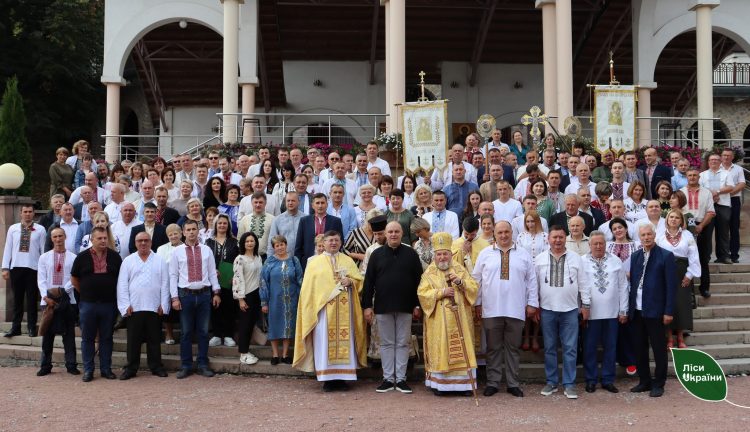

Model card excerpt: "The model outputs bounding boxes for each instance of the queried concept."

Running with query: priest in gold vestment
[418,232,479,395]
[293,230,367,392]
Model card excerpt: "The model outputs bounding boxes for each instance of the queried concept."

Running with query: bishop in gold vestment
[418,233,479,393]
[293,232,366,387]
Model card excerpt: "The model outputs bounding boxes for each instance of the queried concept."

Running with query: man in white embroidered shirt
[2,203,46,337]
[117,232,171,380]
[36,227,79,376]
[580,231,629,394]
[535,225,591,399]
[473,221,538,398]
[169,219,221,379]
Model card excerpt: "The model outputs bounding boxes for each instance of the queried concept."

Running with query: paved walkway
[1,367,749,431]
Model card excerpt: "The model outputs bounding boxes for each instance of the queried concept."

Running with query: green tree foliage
[0,0,104,152]
[0,77,33,195]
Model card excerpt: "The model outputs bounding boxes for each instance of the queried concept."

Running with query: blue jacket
[294,214,343,269]
[628,245,676,319]
[328,204,359,242]
[74,220,94,254]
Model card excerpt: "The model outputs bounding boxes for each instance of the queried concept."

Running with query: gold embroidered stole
[440,271,466,367]
[326,255,351,365]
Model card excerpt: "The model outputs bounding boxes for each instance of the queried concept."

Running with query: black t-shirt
[70,248,122,303]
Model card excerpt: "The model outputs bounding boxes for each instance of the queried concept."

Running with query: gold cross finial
[418,71,428,102]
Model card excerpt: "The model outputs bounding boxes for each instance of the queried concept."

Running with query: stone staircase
[1,262,749,382]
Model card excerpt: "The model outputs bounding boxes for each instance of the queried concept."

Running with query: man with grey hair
[581,231,628,394]
[628,223,675,398]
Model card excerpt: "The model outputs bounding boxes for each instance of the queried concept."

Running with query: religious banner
[401,100,449,173]
[593,85,637,154]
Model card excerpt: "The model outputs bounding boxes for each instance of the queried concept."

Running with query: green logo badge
[671,348,749,408]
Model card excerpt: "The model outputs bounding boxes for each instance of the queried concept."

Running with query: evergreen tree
[0,76,32,196]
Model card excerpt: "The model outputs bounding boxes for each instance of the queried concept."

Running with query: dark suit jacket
[157,206,180,227]
[644,164,672,200]
[72,202,84,221]
[294,214,343,269]
[38,210,58,231]
[128,223,169,254]
[628,245,676,319]
[548,210,595,236]
[560,175,572,194]
[588,207,606,231]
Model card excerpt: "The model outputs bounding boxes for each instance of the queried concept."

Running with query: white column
[241,82,256,144]
[387,0,405,133]
[384,1,391,130]
[637,83,656,148]
[555,0,574,128]
[537,0,558,130]
[691,1,719,150]
[104,82,122,164]
[222,0,242,144]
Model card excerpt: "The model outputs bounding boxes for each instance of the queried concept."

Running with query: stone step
[694,305,750,319]
[693,317,750,332]
[3,344,749,382]
[708,283,750,294]
[685,330,750,345]
[697,293,750,306]
[708,264,750,273]
[696,273,750,283]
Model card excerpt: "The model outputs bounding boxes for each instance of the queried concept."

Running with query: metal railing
[714,63,750,86]
[100,134,221,163]
[217,112,388,148]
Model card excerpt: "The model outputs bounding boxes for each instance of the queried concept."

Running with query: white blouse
[232,254,263,299]
[516,231,549,263]
[623,197,647,223]
[656,229,701,279]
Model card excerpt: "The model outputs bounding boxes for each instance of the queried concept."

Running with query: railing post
[328,116,332,145]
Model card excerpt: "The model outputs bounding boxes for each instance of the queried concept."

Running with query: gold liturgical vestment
[451,237,489,355]
[293,253,367,373]
[417,262,478,375]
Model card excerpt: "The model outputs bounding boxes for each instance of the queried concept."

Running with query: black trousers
[10,267,38,332]
[210,289,237,339]
[237,290,261,354]
[729,196,741,260]
[696,220,714,293]
[632,310,667,389]
[125,311,163,373]
[714,204,731,261]
[39,307,76,371]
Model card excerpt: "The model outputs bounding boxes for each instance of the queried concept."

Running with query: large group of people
[1,132,744,399]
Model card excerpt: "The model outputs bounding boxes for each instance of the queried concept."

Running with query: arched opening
[686,120,730,147]
[652,31,744,117]
[122,110,139,161]
[124,22,224,154]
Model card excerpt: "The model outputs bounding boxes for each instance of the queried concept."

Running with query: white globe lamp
[0,163,25,191]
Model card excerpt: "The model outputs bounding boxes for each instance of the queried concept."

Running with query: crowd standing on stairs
[1,135,745,400]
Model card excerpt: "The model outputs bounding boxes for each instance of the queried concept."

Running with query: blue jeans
[540,308,579,387]
[179,291,212,370]
[584,318,618,385]
[79,301,117,373]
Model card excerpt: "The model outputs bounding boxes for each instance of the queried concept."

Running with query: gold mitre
[432,232,453,251]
